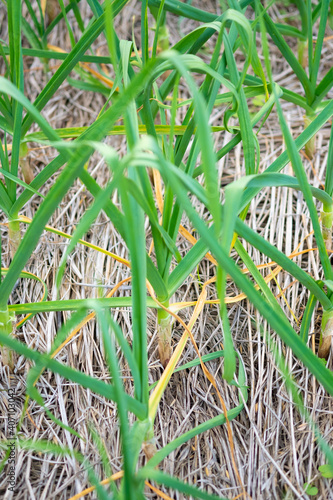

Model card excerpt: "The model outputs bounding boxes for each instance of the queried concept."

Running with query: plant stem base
[0,308,15,370]
[319,310,333,359]
[157,315,172,368]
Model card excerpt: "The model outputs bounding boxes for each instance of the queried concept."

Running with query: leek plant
[0,0,333,498]
[148,0,333,157]
[255,0,333,159]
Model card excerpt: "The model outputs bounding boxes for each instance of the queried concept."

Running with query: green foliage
[0,0,332,497]
[318,463,333,478]
[303,483,319,496]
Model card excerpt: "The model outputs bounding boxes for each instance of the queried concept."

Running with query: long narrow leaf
[0,331,146,418]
